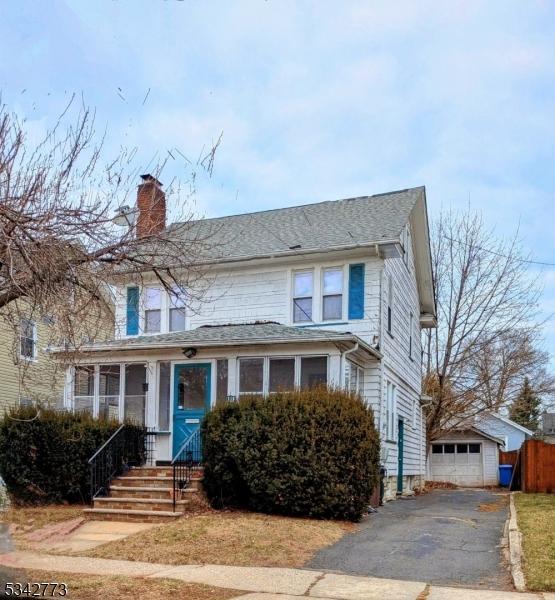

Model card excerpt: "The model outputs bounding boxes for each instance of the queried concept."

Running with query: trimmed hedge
[0,406,145,505]
[202,388,380,521]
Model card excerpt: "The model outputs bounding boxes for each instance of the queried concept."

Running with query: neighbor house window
[386,381,396,440]
[20,318,37,360]
[300,356,327,389]
[239,358,264,395]
[322,267,343,321]
[269,358,295,392]
[144,287,162,333]
[387,276,393,334]
[158,361,171,430]
[169,286,186,332]
[293,271,313,322]
[216,359,229,404]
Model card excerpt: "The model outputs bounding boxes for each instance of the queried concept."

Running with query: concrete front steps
[84,466,204,523]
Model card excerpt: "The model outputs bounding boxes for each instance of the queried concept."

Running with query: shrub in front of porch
[202,388,380,521]
[0,406,144,505]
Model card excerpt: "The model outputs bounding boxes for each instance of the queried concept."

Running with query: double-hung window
[322,267,343,321]
[144,287,162,333]
[169,286,186,332]
[20,318,37,360]
[293,271,313,323]
[386,381,397,440]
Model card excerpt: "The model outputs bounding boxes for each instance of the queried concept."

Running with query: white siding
[378,223,426,483]
[113,254,383,347]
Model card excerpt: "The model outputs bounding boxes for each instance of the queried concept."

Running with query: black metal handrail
[171,428,202,512]
[88,424,155,503]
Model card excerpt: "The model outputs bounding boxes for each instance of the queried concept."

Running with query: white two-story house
[54,175,436,501]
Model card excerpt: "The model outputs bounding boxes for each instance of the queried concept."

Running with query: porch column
[227,356,238,399]
[145,360,157,429]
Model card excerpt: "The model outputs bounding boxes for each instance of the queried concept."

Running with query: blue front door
[172,363,211,456]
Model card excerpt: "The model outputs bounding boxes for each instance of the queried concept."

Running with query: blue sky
[1,1,554,365]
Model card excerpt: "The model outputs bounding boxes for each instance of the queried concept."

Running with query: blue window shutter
[126,287,139,335]
[348,264,365,320]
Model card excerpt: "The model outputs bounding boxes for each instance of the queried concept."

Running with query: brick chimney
[135,174,166,238]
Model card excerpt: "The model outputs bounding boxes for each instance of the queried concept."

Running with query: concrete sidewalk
[0,550,550,600]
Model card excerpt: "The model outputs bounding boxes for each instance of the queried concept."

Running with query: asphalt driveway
[308,489,512,590]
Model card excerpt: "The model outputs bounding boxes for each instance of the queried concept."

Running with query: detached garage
[428,428,503,487]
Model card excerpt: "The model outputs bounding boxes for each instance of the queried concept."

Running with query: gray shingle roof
[61,322,381,355]
[168,187,423,262]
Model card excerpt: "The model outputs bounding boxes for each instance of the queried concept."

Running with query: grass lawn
[81,510,353,567]
[1,569,239,600]
[0,506,84,534]
[514,493,555,592]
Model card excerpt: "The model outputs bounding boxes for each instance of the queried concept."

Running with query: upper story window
[20,318,37,361]
[387,276,393,335]
[293,271,313,323]
[322,267,343,321]
[144,287,162,333]
[169,286,186,332]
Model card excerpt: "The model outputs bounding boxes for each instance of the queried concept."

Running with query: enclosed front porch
[59,323,381,464]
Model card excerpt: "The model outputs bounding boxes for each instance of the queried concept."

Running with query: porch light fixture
[182,347,197,359]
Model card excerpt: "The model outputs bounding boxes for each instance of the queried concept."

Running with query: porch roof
[50,322,382,359]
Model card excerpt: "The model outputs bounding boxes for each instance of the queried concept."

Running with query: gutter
[115,239,401,274]
[49,334,383,360]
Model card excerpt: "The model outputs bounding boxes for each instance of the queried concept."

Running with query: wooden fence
[501,439,555,493]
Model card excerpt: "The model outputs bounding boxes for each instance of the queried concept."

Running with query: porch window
[99,365,120,420]
[124,363,147,424]
[169,286,186,332]
[239,358,264,395]
[216,359,229,404]
[144,287,162,333]
[269,358,295,392]
[293,271,313,323]
[345,360,364,396]
[20,318,37,361]
[300,356,327,389]
[158,362,171,430]
[322,267,343,321]
[74,366,94,414]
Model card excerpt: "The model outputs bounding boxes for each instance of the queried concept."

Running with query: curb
[508,492,526,592]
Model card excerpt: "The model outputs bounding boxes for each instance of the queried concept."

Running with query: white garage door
[431,442,483,486]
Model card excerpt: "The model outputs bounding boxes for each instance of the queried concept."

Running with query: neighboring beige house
[0,302,114,414]
[0,313,64,413]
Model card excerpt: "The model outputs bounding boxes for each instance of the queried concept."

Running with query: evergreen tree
[509,377,542,431]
